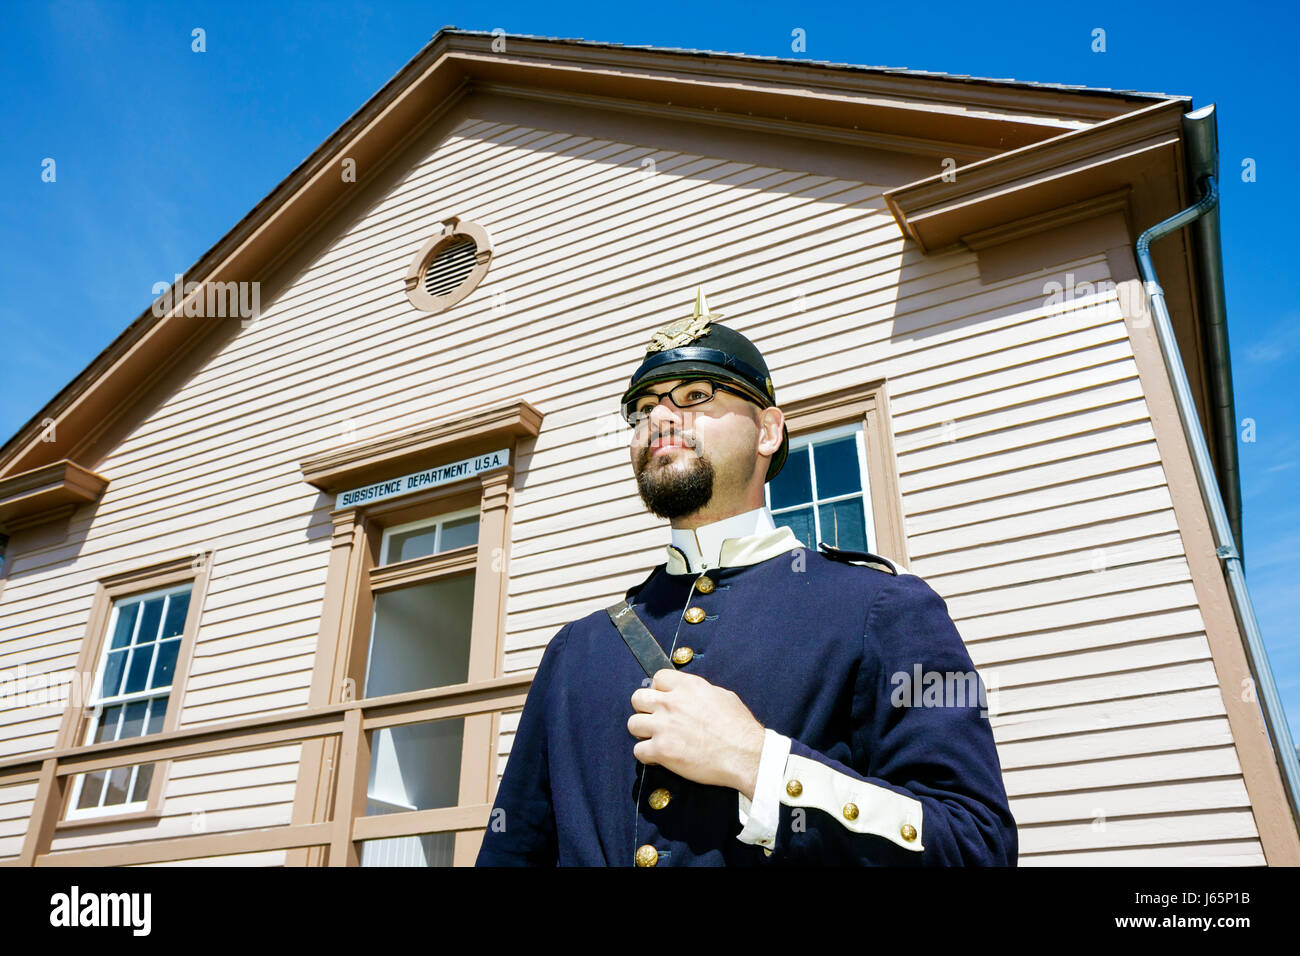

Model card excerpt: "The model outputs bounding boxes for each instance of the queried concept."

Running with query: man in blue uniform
[476,290,1017,866]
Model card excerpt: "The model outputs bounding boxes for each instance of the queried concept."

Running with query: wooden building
[1,28,1296,866]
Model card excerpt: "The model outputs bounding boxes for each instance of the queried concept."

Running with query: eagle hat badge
[644,286,719,353]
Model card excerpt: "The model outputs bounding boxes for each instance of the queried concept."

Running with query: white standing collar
[665,505,800,574]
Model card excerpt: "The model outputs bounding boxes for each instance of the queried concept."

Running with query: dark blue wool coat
[476,546,1018,866]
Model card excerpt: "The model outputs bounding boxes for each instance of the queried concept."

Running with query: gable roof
[0,27,1191,483]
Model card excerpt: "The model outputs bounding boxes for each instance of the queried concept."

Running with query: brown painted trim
[299,399,542,494]
[962,188,1133,252]
[474,81,1003,163]
[779,380,908,565]
[36,822,335,867]
[369,546,476,592]
[884,99,1185,254]
[1104,238,1300,865]
[353,802,490,840]
[0,460,109,534]
[444,36,1164,134]
[16,759,59,867]
[327,708,367,866]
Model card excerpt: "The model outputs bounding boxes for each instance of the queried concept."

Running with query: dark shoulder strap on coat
[605,600,674,678]
[817,541,899,575]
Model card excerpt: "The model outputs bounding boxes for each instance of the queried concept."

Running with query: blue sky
[1,1,1297,745]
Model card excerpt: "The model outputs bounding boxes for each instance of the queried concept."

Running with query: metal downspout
[1134,104,1300,840]
[1182,106,1244,559]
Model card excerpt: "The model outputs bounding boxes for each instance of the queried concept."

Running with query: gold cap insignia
[645,286,720,353]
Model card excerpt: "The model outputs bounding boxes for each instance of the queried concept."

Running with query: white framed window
[378,505,480,566]
[765,422,876,553]
[66,582,191,819]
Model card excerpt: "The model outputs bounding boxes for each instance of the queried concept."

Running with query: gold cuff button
[671,646,694,665]
[648,788,671,810]
[842,802,859,821]
[901,824,917,842]
[763,847,773,857]
[785,779,803,797]
[635,844,659,867]
[695,576,715,594]
[684,606,706,624]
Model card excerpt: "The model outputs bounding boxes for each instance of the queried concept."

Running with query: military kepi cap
[622,288,789,482]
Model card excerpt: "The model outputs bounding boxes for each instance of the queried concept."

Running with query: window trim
[64,581,190,820]
[775,379,909,564]
[289,399,542,866]
[52,552,212,830]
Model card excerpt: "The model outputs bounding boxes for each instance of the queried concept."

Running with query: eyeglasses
[621,379,757,426]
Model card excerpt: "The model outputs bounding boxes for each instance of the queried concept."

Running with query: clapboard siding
[46,744,300,856]
[0,108,1260,865]
[0,781,36,860]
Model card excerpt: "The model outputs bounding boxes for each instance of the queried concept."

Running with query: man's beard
[635,441,715,520]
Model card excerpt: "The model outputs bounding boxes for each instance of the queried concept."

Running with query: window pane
[160,591,190,639]
[439,515,479,552]
[123,644,157,695]
[366,574,475,697]
[94,705,123,743]
[132,763,154,800]
[386,525,439,564]
[76,771,106,810]
[773,506,815,550]
[119,699,150,740]
[100,648,128,698]
[768,446,812,510]
[134,597,165,645]
[109,603,139,650]
[146,696,168,735]
[813,436,862,500]
[367,717,465,814]
[151,638,181,689]
[817,497,868,551]
[104,766,131,805]
[360,832,456,867]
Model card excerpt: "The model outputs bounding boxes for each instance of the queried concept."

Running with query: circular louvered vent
[423,236,477,297]
[404,217,493,313]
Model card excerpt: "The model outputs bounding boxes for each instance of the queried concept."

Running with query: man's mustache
[645,423,697,445]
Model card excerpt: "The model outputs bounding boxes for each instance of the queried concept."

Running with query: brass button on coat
[648,788,671,810]
[635,844,659,867]
[695,576,715,594]
[785,779,803,797]
[671,646,694,665]
[901,824,917,842]
[684,606,706,624]
[842,802,859,821]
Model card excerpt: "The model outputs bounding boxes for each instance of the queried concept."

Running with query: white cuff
[736,729,791,851]
[778,753,925,851]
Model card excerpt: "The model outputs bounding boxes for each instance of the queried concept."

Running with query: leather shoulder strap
[817,541,899,575]
[604,600,675,678]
